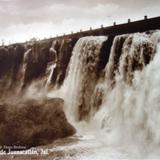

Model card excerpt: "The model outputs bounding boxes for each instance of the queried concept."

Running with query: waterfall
[90,31,160,148]
[62,36,108,120]
[55,31,160,153]
[50,38,78,87]
[1,28,160,158]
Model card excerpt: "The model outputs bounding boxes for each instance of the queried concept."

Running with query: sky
[0,0,159,44]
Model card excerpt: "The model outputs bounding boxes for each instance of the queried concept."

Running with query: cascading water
[93,31,160,131]
[49,30,160,159]
[62,36,108,121]
[91,31,160,158]
[46,63,56,86]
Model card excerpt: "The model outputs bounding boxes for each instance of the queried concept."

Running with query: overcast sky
[0,0,159,44]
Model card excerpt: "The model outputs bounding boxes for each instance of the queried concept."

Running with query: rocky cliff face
[23,40,52,87]
[0,37,78,98]
[50,38,78,87]
[0,44,25,97]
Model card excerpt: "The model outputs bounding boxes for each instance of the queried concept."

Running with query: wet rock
[0,44,25,97]
[23,40,52,86]
[0,98,76,148]
[51,38,78,86]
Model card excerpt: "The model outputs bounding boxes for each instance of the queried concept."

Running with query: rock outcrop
[0,98,76,148]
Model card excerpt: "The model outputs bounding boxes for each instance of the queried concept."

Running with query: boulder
[0,98,76,148]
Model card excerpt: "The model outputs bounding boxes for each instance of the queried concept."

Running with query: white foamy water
[46,63,56,86]
[47,31,160,159]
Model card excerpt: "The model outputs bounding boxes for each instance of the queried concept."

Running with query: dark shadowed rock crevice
[97,35,115,76]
